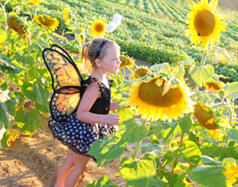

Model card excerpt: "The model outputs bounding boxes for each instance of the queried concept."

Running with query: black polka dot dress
[48,76,116,159]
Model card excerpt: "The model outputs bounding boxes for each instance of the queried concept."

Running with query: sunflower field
[1,0,238,186]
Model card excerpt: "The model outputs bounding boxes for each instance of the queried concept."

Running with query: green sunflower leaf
[201,155,221,165]
[175,140,201,164]
[179,117,192,134]
[226,128,238,143]
[120,157,156,187]
[0,90,16,127]
[139,144,163,157]
[88,118,147,166]
[147,176,167,187]
[222,82,238,95]
[150,63,170,72]
[85,175,118,187]
[187,165,228,187]
[88,133,125,166]
[188,65,214,87]
[15,108,41,136]
[22,81,49,106]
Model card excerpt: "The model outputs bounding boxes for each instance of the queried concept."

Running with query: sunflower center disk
[96,25,103,32]
[206,82,221,91]
[38,16,52,26]
[194,9,215,36]
[135,69,148,77]
[8,17,26,36]
[138,79,182,107]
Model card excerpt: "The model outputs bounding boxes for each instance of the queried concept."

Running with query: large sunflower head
[185,0,226,48]
[7,15,28,37]
[129,75,195,122]
[90,19,107,37]
[34,15,59,31]
[132,66,150,79]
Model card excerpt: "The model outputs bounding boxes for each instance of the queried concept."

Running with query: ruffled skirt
[48,113,116,158]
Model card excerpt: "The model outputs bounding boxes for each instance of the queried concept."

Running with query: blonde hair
[81,37,119,74]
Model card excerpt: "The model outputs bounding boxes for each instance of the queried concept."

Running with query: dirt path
[0,113,129,187]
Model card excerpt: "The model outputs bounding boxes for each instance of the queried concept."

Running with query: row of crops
[4,0,238,68]
[1,1,238,186]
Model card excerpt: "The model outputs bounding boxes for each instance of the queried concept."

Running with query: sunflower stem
[223,133,229,149]
[201,50,208,67]
[126,145,134,158]
[132,141,142,160]
[227,99,233,127]
[1,1,9,34]
[171,133,185,175]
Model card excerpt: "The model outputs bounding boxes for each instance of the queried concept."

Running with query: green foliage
[214,64,238,82]
[86,175,118,187]
[4,0,238,66]
[188,64,214,87]
[1,0,238,186]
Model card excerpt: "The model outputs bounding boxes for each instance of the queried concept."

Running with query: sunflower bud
[194,102,218,130]
[7,15,27,37]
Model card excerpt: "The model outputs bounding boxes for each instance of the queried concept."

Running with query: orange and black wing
[42,45,83,122]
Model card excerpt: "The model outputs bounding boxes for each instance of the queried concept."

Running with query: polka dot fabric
[48,76,116,159]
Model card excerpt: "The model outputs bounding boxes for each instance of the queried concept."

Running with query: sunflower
[185,0,226,48]
[7,15,27,37]
[129,76,195,122]
[132,66,150,79]
[63,9,70,25]
[204,81,223,92]
[28,0,41,6]
[7,129,20,147]
[34,15,59,31]
[223,163,238,180]
[119,55,135,71]
[194,102,218,130]
[90,19,107,37]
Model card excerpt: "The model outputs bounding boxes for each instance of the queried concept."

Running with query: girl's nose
[118,58,121,65]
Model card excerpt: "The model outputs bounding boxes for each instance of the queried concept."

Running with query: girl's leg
[54,150,74,187]
[65,150,90,187]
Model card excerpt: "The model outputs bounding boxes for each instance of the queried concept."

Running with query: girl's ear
[95,58,102,68]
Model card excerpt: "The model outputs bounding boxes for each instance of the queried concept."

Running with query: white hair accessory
[112,14,122,26]
[106,14,122,33]
[106,22,117,33]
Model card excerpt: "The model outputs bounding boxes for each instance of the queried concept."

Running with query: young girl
[48,37,122,187]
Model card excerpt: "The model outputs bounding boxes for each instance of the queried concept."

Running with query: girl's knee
[65,150,74,166]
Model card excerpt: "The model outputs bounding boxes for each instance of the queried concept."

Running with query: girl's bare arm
[110,101,121,110]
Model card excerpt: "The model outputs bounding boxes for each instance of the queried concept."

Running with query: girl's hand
[121,105,130,108]
[105,113,120,125]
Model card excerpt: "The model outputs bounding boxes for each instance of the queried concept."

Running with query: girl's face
[99,45,121,74]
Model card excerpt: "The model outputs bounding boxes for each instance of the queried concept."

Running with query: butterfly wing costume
[42,45,116,158]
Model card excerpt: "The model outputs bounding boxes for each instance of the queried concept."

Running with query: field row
[4,0,238,65]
